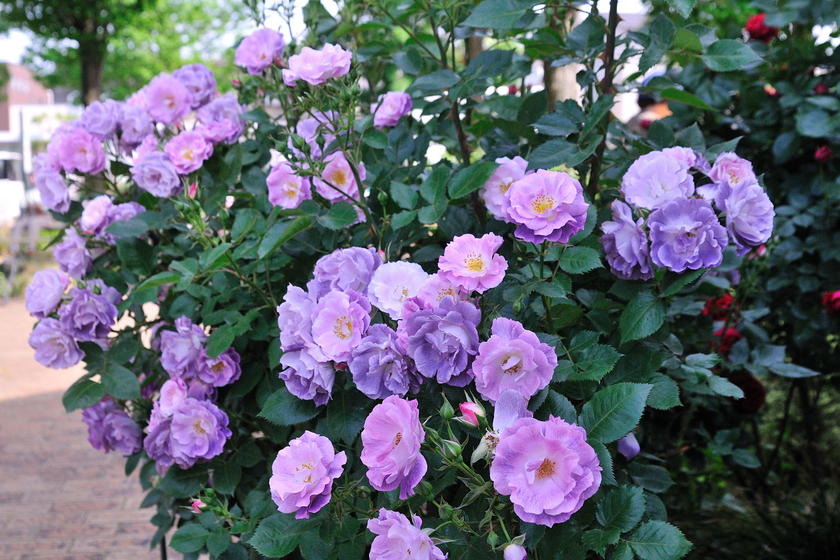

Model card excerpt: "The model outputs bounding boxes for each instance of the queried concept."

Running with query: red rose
[815,145,833,163]
[745,13,779,43]
[814,83,829,95]
[822,290,840,317]
[702,293,735,320]
[713,328,743,358]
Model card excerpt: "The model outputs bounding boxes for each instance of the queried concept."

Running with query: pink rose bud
[815,145,832,163]
[504,543,527,560]
[814,83,829,95]
[187,182,198,199]
[459,401,485,426]
[231,79,241,87]
[191,499,206,513]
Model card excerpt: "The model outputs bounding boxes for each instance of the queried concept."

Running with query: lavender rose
[490,416,601,527]
[57,285,119,341]
[480,156,529,220]
[197,348,241,387]
[57,127,106,175]
[160,317,207,378]
[145,396,231,470]
[600,200,654,280]
[53,228,92,279]
[438,232,508,293]
[367,261,429,320]
[372,91,412,128]
[28,318,83,369]
[80,99,122,139]
[403,296,480,387]
[269,431,346,519]
[164,130,213,174]
[131,152,182,198]
[25,269,69,319]
[235,28,285,75]
[621,150,695,210]
[82,398,142,456]
[361,396,427,499]
[172,63,217,108]
[504,170,588,244]
[267,161,311,209]
[118,104,154,149]
[279,348,335,406]
[367,509,446,560]
[196,93,246,144]
[283,43,352,86]
[307,246,382,299]
[720,183,774,255]
[144,73,193,125]
[349,324,420,400]
[648,197,728,273]
[34,169,70,213]
[310,289,371,362]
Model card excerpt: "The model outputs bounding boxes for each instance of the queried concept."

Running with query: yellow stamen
[464,255,485,272]
[536,458,555,479]
[333,316,353,339]
[531,194,555,214]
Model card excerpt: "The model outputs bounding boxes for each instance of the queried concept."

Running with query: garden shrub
[22,1,809,559]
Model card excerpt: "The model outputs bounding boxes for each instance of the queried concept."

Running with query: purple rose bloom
[119,104,153,149]
[144,73,193,125]
[80,99,122,139]
[505,170,588,244]
[35,169,70,213]
[283,43,352,86]
[197,348,241,387]
[367,261,429,320]
[160,317,207,378]
[53,228,92,279]
[307,246,382,299]
[196,93,245,144]
[57,127,106,175]
[311,290,371,363]
[481,156,529,220]
[617,433,640,460]
[720,183,774,255]
[276,285,319,354]
[473,317,556,404]
[438,233,508,294]
[704,152,757,203]
[649,197,728,273]
[504,544,527,560]
[57,285,119,341]
[82,398,142,456]
[79,195,114,236]
[312,151,365,203]
[349,324,420,400]
[25,269,69,318]
[131,152,182,197]
[173,63,217,108]
[662,146,710,174]
[372,91,412,128]
[404,296,480,387]
[145,396,231,470]
[361,396,427,499]
[164,130,213,174]
[28,318,83,369]
[367,509,446,560]
[279,348,335,406]
[108,201,145,224]
[269,431,347,519]
[267,161,311,209]
[235,28,285,75]
[621,150,695,210]
[600,200,654,280]
[490,416,601,527]
[416,273,468,309]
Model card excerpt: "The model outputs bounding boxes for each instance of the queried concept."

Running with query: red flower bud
[702,293,735,320]
[815,145,833,163]
[822,290,840,317]
[814,83,829,95]
[745,13,779,43]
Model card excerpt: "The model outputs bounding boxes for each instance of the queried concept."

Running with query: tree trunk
[79,37,105,106]
[544,9,580,111]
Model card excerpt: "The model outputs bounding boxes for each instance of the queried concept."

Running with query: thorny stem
[585,0,619,196]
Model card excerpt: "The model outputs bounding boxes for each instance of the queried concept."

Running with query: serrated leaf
[660,269,705,297]
[579,383,652,443]
[597,485,645,532]
[102,362,140,400]
[249,514,312,558]
[391,210,417,229]
[583,527,620,555]
[627,521,692,560]
[206,325,235,358]
[539,390,577,424]
[702,39,762,72]
[259,387,320,426]
[646,373,681,410]
[448,161,499,199]
[170,523,209,554]
[619,291,665,344]
[573,344,622,382]
[659,88,714,111]
[134,270,180,292]
[258,216,314,259]
[462,0,538,29]
[207,530,231,556]
[62,378,105,412]
[559,247,602,274]
[318,202,358,230]
[105,217,148,238]
[629,464,673,493]
[390,182,418,209]
[214,459,242,495]
[667,0,696,18]
[591,440,616,486]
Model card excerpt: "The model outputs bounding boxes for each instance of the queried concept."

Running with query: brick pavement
[0,299,171,560]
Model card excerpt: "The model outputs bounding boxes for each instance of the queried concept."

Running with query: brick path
[0,299,170,560]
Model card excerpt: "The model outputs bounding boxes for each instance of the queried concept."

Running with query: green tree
[0,0,247,103]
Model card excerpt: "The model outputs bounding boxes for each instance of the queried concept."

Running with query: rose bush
[23,1,799,559]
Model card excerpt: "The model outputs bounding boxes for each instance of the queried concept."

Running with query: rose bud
[815,145,832,163]
[617,433,641,460]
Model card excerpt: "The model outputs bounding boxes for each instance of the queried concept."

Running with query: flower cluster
[479,157,589,244]
[81,397,143,456]
[600,148,774,279]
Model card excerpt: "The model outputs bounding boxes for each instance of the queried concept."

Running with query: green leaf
[462,0,537,29]
[559,247,602,274]
[170,523,209,554]
[420,166,450,204]
[627,521,692,560]
[639,14,675,73]
[646,373,681,410]
[259,387,320,426]
[597,485,645,532]
[206,325,235,358]
[567,15,605,55]
[579,94,615,141]
[258,216,314,259]
[527,138,578,169]
[533,111,579,136]
[200,243,231,271]
[410,69,459,92]
[582,527,620,556]
[448,161,499,199]
[667,0,696,18]
[591,440,616,485]
[702,39,762,72]
[391,210,417,229]
[619,291,665,344]
[795,108,835,138]
[661,270,705,297]
[105,216,149,238]
[709,375,745,398]
[214,460,242,495]
[660,88,714,111]
[318,202,358,230]
[101,363,141,400]
[134,270,180,292]
[579,383,652,444]
[62,378,105,412]
[207,530,231,557]
[572,344,621,382]
[249,514,316,558]
[629,464,674,493]
[769,362,820,378]
[390,182,418,209]
[539,390,577,424]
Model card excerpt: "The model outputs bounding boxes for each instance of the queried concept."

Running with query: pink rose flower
[267,161,311,209]
[438,233,508,293]
[372,91,412,128]
[235,28,285,75]
[282,43,352,86]
[164,131,213,174]
[480,156,529,220]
